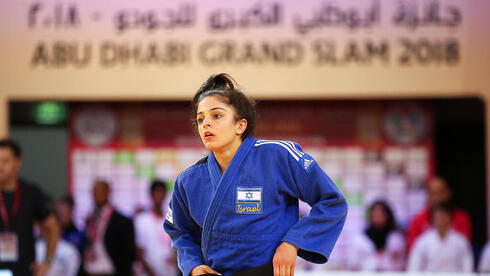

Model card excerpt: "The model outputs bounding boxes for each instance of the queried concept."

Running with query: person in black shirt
[0,139,60,276]
[83,180,135,276]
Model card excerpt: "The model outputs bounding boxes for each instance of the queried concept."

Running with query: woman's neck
[213,138,242,174]
[437,227,449,240]
[0,178,18,192]
[153,205,163,216]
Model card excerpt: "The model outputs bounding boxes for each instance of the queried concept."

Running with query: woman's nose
[202,117,211,127]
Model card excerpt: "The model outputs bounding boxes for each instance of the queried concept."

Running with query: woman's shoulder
[386,230,406,249]
[448,229,471,246]
[176,155,210,182]
[352,231,376,251]
[253,138,305,161]
[416,228,437,244]
[388,230,406,241]
[253,138,320,173]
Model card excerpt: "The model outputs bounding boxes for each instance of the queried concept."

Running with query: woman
[164,74,347,276]
[407,203,473,272]
[348,200,405,271]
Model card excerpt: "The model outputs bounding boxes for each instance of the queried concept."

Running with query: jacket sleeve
[281,143,348,264]
[164,174,205,276]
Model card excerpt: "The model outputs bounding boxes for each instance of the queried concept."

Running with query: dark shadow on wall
[432,97,487,250]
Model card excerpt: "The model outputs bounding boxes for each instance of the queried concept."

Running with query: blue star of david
[245,192,253,199]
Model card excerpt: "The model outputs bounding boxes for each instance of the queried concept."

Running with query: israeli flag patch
[236,187,263,214]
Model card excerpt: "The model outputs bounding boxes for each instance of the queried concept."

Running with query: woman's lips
[204,132,214,140]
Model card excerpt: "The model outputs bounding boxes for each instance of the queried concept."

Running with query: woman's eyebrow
[197,107,227,115]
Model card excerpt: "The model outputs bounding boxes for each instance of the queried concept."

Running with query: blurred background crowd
[0,114,488,275]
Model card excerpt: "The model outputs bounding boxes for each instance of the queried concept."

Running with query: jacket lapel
[202,136,256,260]
[207,152,222,188]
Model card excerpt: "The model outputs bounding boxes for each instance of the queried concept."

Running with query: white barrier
[0,270,12,276]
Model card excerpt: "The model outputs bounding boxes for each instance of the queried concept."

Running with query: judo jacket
[164,136,348,276]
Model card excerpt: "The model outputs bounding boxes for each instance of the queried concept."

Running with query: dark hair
[365,200,398,250]
[368,200,397,231]
[150,179,167,194]
[430,202,454,222]
[192,73,256,139]
[94,179,110,191]
[0,139,22,158]
[59,194,75,209]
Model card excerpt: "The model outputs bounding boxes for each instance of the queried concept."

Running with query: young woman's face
[433,209,451,232]
[196,95,246,152]
[370,204,388,228]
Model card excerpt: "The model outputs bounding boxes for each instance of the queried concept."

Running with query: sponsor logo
[304,158,313,170]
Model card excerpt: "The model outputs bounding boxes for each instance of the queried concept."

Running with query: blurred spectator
[406,176,471,251]
[57,195,84,254]
[132,205,146,218]
[407,203,473,272]
[134,180,177,276]
[479,241,490,273]
[0,139,60,276]
[83,180,135,276]
[348,200,405,271]
[36,216,80,276]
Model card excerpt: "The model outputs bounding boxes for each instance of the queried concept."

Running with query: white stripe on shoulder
[256,140,304,157]
[283,141,304,157]
[255,141,299,161]
[254,140,301,161]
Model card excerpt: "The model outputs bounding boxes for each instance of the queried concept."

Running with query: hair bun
[197,73,236,95]
[192,73,256,139]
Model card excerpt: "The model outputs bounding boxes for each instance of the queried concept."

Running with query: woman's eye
[197,118,204,124]
[214,114,222,119]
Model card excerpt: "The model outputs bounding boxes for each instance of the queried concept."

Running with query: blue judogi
[164,136,347,276]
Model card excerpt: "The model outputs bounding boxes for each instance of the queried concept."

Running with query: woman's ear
[236,119,248,135]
